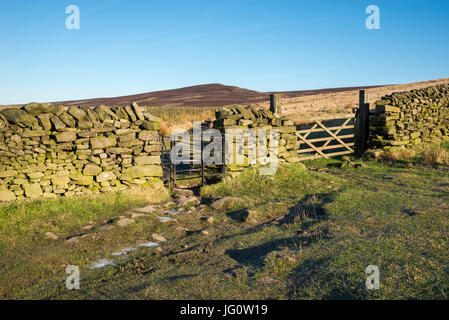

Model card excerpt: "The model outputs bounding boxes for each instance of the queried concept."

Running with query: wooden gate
[296,115,356,160]
[295,90,370,161]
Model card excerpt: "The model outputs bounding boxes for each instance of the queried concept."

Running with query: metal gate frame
[161,133,226,188]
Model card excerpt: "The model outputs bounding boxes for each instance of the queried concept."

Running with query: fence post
[270,93,281,116]
[161,133,168,186]
[168,139,172,188]
[201,139,205,186]
[171,139,176,188]
[222,130,226,178]
[356,90,370,155]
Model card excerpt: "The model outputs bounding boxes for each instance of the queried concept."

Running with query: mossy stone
[23,184,43,199]
[67,106,87,121]
[140,121,160,131]
[96,171,117,183]
[83,164,102,176]
[121,165,163,180]
[69,172,94,186]
[23,103,55,115]
[90,136,117,149]
[52,176,70,187]
[0,191,16,202]
[55,131,77,142]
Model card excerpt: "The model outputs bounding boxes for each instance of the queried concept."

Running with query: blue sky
[0,0,448,104]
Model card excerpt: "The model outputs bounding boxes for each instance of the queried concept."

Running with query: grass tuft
[376,140,449,166]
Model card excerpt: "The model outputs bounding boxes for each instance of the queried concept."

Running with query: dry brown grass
[420,144,449,166]
[160,122,171,136]
[381,148,417,161]
[144,106,216,132]
[250,77,449,123]
[377,140,449,166]
[144,106,216,121]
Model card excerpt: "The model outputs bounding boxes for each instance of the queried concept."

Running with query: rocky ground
[59,188,246,270]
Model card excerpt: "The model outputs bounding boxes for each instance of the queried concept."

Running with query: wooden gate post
[170,139,176,188]
[356,90,370,155]
[201,139,205,186]
[270,93,281,116]
[222,130,226,178]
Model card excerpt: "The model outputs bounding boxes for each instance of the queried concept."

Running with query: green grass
[0,186,170,299]
[2,157,449,299]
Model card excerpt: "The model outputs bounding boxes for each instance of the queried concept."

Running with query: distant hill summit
[52,83,383,108]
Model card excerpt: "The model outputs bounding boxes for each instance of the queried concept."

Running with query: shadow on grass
[276,193,332,225]
[226,236,301,267]
[286,256,366,299]
[223,191,337,225]
[123,273,199,297]
[225,193,334,268]
[225,227,329,269]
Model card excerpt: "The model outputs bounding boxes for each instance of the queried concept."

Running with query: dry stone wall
[369,84,449,149]
[213,105,299,175]
[0,102,163,202]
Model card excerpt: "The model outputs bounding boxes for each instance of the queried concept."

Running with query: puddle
[89,259,116,269]
[158,216,177,222]
[111,247,137,256]
[111,251,127,256]
[167,209,184,215]
[137,241,161,248]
